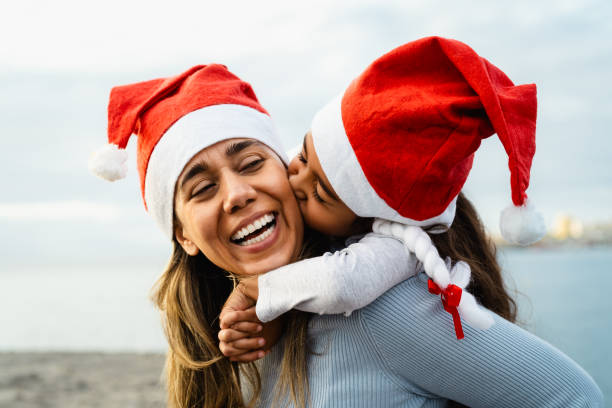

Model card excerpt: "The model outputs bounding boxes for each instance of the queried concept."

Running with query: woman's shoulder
[355,271,563,358]
[355,271,508,362]
[355,273,604,407]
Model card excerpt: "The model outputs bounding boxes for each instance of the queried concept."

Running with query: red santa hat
[88,64,286,239]
[311,36,545,246]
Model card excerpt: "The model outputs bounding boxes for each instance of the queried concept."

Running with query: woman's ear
[174,223,199,256]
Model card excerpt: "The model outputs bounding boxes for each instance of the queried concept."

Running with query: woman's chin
[239,254,292,276]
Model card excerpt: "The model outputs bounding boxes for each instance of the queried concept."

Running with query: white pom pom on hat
[500,200,546,246]
[88,143,128,182]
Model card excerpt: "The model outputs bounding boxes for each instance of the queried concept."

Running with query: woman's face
[174,138,304,276]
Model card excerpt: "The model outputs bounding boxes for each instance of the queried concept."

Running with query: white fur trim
[88,144,128,181]
[311,94,456,230]
[144,104,286,239]
[499,200,546,246]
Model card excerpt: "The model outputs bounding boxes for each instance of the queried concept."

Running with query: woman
[89,63,310,407]
[89,64,602,407]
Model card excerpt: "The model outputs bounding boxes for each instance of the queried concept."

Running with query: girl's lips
[232,213,281,254]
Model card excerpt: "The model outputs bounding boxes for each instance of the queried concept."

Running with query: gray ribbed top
[246,273,603,407]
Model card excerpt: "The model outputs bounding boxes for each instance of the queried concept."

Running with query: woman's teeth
[239,223,276,246]
[231,213,276,245]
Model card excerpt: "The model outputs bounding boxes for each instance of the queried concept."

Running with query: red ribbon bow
[428,279,464,340]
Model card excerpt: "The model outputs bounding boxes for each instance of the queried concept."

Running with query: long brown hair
[152,242,247,408]
[151,228,328,408]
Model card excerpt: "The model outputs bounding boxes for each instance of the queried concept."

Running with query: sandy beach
[0,352,166,408]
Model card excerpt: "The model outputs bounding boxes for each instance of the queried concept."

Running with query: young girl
[219,36,547,360]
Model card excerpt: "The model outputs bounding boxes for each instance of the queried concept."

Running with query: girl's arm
[219,233,414,363]
[360,274,604,407]
[255,232,418,322]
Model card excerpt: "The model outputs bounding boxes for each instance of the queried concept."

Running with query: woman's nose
[288,157,308,201]
[222,173,257,214]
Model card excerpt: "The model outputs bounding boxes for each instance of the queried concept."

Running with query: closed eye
[241,158,264,172]
[312,181,325,203]
[192,182,216,198]
[298,152,307,164]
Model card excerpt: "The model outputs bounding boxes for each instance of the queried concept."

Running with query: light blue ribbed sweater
[246,273,603,407]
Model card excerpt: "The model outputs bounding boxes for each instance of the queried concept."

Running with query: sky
[0,0,611,267]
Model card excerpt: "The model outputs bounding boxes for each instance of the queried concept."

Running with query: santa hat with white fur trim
[89,64,286,239]
[311,36,545,245]
[311,37,546,338]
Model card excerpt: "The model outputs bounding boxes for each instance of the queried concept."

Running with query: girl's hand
[219,282,267,362]
[219,305,268,362]
[238,275,259,300]
[219,281,258,330]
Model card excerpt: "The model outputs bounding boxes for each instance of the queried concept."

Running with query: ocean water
[499,246,611,401]
[0,264,168,352]
[0,247,610,400]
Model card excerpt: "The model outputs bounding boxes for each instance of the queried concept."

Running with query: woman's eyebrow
[225,140,260,157]
[180,162,208,190]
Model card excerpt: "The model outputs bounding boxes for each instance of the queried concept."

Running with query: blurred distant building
[550,214,584,240]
